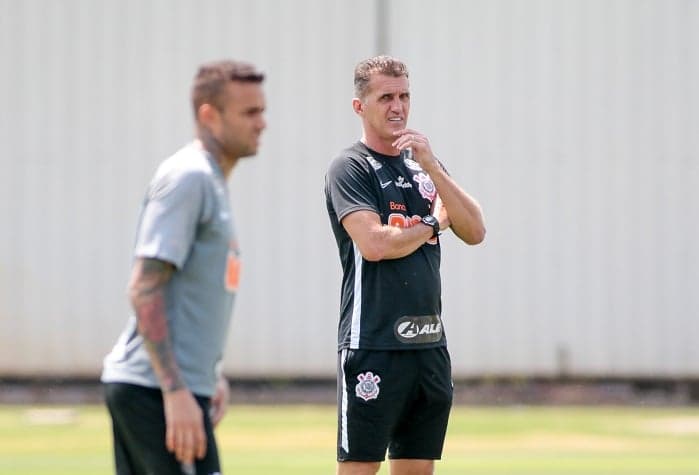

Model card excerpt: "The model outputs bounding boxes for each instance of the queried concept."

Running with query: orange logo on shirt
[387,213,438,245]
[225,243,241,292]
[389,201,407,211]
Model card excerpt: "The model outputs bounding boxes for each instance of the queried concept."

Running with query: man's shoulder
[146,144,219,200]
[331,142,366,162]
[160,143,210,172]
[328,142,376,175]
[153,145,214,183]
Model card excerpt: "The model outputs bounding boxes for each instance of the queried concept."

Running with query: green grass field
[0,404,698,474]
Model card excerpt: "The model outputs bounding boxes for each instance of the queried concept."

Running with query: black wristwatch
[421,215,440,239]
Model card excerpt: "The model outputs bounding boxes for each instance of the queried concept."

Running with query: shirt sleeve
[325,155,379,223]
[134,169,212,269]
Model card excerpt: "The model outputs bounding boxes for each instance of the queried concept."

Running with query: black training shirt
[325,142,447,351]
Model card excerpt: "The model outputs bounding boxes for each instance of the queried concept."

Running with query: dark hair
[354,55,409,99]
[191,60,264,117]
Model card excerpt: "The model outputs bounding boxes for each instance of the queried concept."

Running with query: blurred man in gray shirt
[102,59,266,475]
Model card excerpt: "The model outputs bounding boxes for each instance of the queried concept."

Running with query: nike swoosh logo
[380,180,392,188]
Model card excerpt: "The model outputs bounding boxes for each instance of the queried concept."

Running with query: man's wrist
[162,382,185,393]
[160,374,186,393]
[421,215,440,239]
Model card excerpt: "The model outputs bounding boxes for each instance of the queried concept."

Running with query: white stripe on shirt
[350,243,363,349]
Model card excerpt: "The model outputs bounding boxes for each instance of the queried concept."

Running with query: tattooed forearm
[129,258,184,392]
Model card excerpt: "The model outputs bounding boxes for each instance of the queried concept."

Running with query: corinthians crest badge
[355,371,381,401]
[413,172,437,202]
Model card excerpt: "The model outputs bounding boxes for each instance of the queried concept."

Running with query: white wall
[388,0,699,377]
[0,0,696,378]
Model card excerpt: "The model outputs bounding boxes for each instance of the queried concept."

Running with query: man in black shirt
[325,55,486,475]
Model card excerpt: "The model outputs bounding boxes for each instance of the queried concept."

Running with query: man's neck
[195,137,237,179]
[360,134,400,157]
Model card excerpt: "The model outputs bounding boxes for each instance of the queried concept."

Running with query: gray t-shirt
[101,142,239,397]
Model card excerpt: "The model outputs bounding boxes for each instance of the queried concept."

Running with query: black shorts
[104,382,220,475]
[337,347,453,462]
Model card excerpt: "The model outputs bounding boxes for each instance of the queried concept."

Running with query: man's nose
[389,98,403,111]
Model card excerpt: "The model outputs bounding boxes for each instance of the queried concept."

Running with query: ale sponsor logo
[394,315,443,344]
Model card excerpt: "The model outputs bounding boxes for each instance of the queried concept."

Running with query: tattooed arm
[128,257,207,465]
[129,258,181,390]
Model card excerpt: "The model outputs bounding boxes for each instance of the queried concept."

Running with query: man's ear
[197,103,219,128]
[352,98,363,116]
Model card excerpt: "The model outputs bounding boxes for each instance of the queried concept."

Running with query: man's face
[359,74,410,141]
[213,81,267,158]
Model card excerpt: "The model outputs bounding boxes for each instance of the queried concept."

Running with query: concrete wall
[0,0,696,378]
